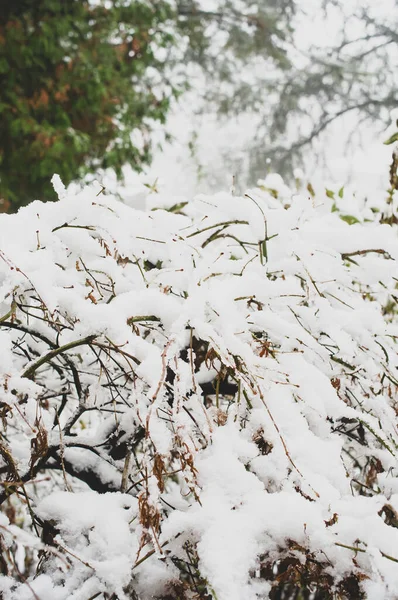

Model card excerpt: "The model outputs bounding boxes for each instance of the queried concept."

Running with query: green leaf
[307,182,315,197]
[384,132,398,145]
[340,214,360,225]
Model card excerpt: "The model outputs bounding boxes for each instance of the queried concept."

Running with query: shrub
[0,172,397,599]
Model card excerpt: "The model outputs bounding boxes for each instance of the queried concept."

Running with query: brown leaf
[30,419,48,475]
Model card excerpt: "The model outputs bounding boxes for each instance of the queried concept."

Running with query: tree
[195,0,398,184]
[1,1,397,211]
[0,0,177,210]
[0,0,295,211]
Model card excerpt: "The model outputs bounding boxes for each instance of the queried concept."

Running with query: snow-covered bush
[0,172,397,600]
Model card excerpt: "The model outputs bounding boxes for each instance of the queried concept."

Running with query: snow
[1,171,398,598]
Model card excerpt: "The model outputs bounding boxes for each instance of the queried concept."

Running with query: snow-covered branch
[0,173,397,599]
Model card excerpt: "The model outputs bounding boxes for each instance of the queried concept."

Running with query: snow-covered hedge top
[0,174,398,600]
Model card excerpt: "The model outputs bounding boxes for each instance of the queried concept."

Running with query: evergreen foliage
[1,1,396,211]
[0,0,177,209]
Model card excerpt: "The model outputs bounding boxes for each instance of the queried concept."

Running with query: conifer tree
[0,0,177,209]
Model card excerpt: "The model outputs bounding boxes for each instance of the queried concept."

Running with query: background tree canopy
[0,0,178,210]
[0,0,397,211]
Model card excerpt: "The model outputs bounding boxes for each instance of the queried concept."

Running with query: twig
[186,220,248,238]
[127,315,160,325]
[341,249,392,260]
[22,335,97,379]
[335,542,398,564]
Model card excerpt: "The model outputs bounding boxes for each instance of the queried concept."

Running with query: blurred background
[0,0,396,212]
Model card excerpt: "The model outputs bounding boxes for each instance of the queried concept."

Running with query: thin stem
[335,542,398,564]
[22,335,97,379]
[186,220,248,238]
[127,315,160,325]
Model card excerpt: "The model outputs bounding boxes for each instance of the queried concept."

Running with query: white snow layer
[0,175,398,599]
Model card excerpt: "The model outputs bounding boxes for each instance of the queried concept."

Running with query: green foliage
[0,0,178,210]
[384,119,398,146]
[339,214,360,225]
[0,0,299,211]
[384,132,398,146]
[1,0,396,209]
